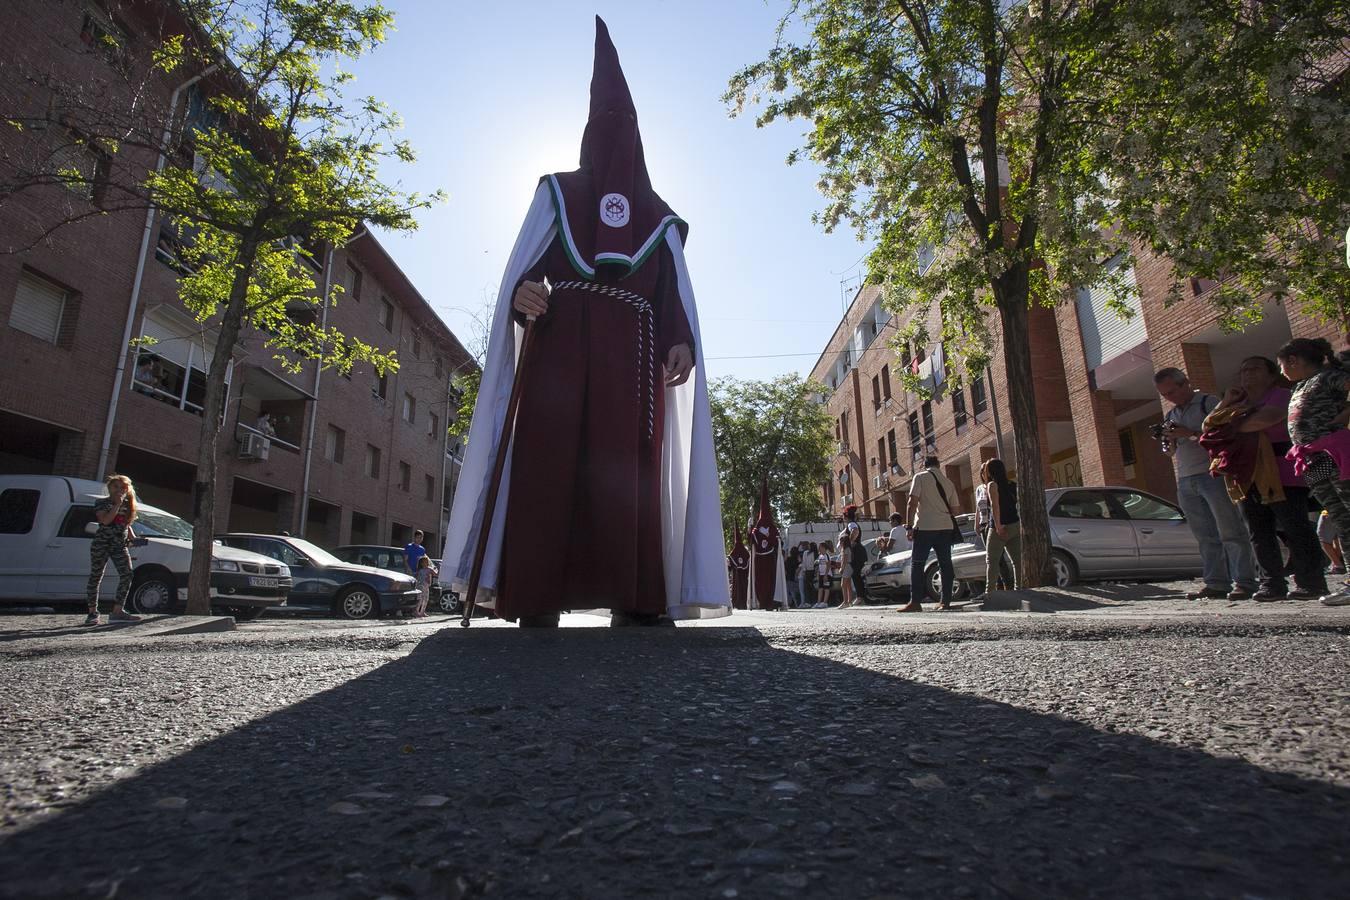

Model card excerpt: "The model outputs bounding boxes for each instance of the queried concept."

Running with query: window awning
[243,365,316,402]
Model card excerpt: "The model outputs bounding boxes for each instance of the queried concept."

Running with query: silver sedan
[864,487,1203,600]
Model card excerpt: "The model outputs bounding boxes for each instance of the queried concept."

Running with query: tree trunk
[994,265,1052,588]
[186,239,261,616]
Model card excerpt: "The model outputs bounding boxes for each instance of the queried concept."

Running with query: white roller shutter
[140,311,215,370]
[9,271,67,344]
[1075,256,1144,370]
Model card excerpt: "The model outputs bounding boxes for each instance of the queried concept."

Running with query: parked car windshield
[133,508,194,541]
[285,537,343,568]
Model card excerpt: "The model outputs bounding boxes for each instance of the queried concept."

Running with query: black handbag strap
[930,470,956,520]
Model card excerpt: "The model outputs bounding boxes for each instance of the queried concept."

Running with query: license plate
[249,577,279,588]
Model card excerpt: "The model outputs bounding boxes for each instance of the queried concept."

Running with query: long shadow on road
[1,625,1347,898]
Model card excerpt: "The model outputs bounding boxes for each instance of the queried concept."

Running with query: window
[871,375,881,410]
[344,262,363,302]
[952,389,968,430]
[366,444,381,479]
[434,356,444,380]
[1113,490,1183,521]
[379,297,394,331]
[428,411,439,438]
[0,489,40,534]
[1120,429,1136,467]
[901,344,912,371]
[907,413,921,457]
[412,330,422,359]
[1050,490,1119,520]
[398,461,412,491]
[840,411,849,446]
[324,424,345,463]
[50,132,110,203]
[425,474,435,502]
[79,8,126,66]
[402,392,416,423]
[132,312,232,416]
[971,375,988,417]
[10,270,68,345]
[887,429,898,469]
[57,505,100,538]
[921,401,935,445]
[374,372,388,400]
[881,365,892,400]
[877,438,886,472]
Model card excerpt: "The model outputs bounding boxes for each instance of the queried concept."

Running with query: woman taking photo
[85,474,143,625]
[1277,338,1350,606]
[981,459,1020,598]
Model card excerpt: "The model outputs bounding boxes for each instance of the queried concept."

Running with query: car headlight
[211,559,241,572]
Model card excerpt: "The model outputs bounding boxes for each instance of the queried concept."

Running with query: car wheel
[128,573,175,615]
[436,590,459,615]
[926,565,969,602]
[337,586,377,620]
[1051,550,1077,588]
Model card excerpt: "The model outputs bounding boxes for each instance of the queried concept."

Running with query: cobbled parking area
[1,582,1348,898]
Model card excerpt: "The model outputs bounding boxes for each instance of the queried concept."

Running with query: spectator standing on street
[981,458,1021,598]
[974,461,992,539]
[848,526,872,607]
[413,556,436,618]
[836,528,855,607]
[1155,368,1258,600]
[902,456,960,612]
[1209,356,1327,601]
[404,530,428,576]
[784,545,801,608]
[815,540,834,608]
[1276,339,1350,605]
[85,474,142,626]
[1318,511,1345,574]
[799,541,817,607]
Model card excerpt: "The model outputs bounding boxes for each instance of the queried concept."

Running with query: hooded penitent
[728,526,750,610]
[747,480,787,611]
[439,17,730,621]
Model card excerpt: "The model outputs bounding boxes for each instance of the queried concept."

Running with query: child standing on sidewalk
[413,556,436,618]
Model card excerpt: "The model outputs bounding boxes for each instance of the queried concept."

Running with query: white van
[0,476,291,619]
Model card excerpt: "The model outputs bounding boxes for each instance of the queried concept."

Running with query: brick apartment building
[0,0,475,550]
[810,249,1341,520]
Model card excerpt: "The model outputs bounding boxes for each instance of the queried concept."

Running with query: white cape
[440,183,731,620]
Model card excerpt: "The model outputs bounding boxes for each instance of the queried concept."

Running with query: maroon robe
[749,481,781,610]
[494,19,695,618]
[728,527,750,610]
[498,237,694,617]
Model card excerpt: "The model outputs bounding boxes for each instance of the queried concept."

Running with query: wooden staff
[460,315,537,628]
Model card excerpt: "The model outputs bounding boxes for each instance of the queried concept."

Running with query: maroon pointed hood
[751,479,779,553]
[545,16,686,281]
[729,525,749,564]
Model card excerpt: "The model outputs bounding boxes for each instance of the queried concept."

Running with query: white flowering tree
[727,0,1349,586]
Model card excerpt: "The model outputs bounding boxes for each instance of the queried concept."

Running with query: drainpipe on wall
[298,226,366,539]
[987,364,1007,460]
[97,65,219,483]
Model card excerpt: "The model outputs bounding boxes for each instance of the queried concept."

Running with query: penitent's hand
[513,281,549,319]
[665,343,693,387]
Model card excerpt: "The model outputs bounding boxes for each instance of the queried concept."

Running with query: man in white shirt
[879,512,909,554]
[902,456,960,611]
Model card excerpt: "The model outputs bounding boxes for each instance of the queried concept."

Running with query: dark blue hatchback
[217,534,419,619]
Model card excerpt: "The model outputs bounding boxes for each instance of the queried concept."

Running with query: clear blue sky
[348,0,870,382]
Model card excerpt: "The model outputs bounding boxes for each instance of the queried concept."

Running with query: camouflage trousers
[87,528,132,612]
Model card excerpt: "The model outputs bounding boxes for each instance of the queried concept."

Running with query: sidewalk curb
[135,616,237,636]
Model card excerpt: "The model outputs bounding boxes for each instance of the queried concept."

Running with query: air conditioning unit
[239,432,270,461]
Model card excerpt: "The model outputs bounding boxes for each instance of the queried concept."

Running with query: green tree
[726,0,1348,586]
[709,374,833,543]
[0,1,438,614]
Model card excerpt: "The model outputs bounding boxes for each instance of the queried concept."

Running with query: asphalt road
[2,585,1348,898]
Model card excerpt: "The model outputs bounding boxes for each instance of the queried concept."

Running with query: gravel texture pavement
[1,582,1348,898]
